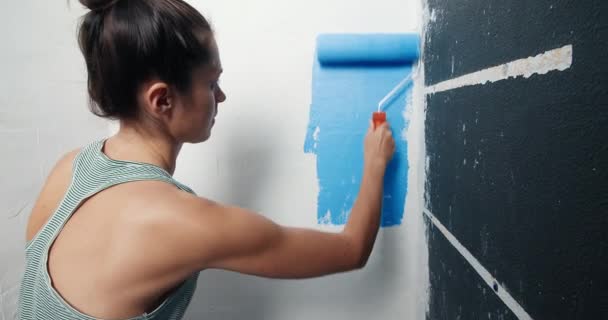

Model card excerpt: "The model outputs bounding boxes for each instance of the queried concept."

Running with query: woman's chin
[190,120,215,143]
[184,129,211,144]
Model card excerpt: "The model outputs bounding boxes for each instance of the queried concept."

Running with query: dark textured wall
[423,0,608,319]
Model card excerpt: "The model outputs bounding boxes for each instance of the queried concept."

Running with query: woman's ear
[142,81,173,118]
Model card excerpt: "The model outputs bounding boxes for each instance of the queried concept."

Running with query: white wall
[0,1,428,319]
[0,2,108,319]
[177,1,428,319]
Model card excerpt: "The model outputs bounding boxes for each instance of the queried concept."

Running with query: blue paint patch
[304,44,413,227]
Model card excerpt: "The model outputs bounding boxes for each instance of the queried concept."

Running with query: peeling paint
[425,45,573,94]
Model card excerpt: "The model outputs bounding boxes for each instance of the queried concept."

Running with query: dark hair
[78,0,214,119]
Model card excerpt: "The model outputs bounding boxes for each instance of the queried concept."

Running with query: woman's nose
[216,86,226,103]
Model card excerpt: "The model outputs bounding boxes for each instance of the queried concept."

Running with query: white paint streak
[451,56,455,74]
[403,61,431,319]
[425,45,573,94]
[318,210,331,225]
[423,209,534,320]
[312,126,320,149]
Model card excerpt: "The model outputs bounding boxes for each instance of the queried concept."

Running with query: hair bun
[79,0,121,11]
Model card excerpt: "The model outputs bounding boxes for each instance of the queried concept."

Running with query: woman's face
[171,38,226,143]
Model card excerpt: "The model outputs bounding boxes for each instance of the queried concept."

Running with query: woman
[19,0,395,319]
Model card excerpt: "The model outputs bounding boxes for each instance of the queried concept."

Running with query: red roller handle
[373,111,386,129]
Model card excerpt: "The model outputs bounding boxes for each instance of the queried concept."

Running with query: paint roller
[316,33,420,128]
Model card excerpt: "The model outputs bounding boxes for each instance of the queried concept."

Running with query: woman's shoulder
[114,180,210,232]
[26,148,82,242]
[111,181,217,275]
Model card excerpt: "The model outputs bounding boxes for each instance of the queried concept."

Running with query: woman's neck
[106,121,182,175]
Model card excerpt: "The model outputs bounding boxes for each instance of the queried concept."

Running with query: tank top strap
[73,139,194,194]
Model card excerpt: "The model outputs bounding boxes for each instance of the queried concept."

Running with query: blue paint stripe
[304,34,415,227]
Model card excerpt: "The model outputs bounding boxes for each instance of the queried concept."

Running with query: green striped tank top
[19,139,199,320]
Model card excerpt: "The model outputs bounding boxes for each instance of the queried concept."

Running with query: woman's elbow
[346,243,372,271]
[355,247,372,269]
